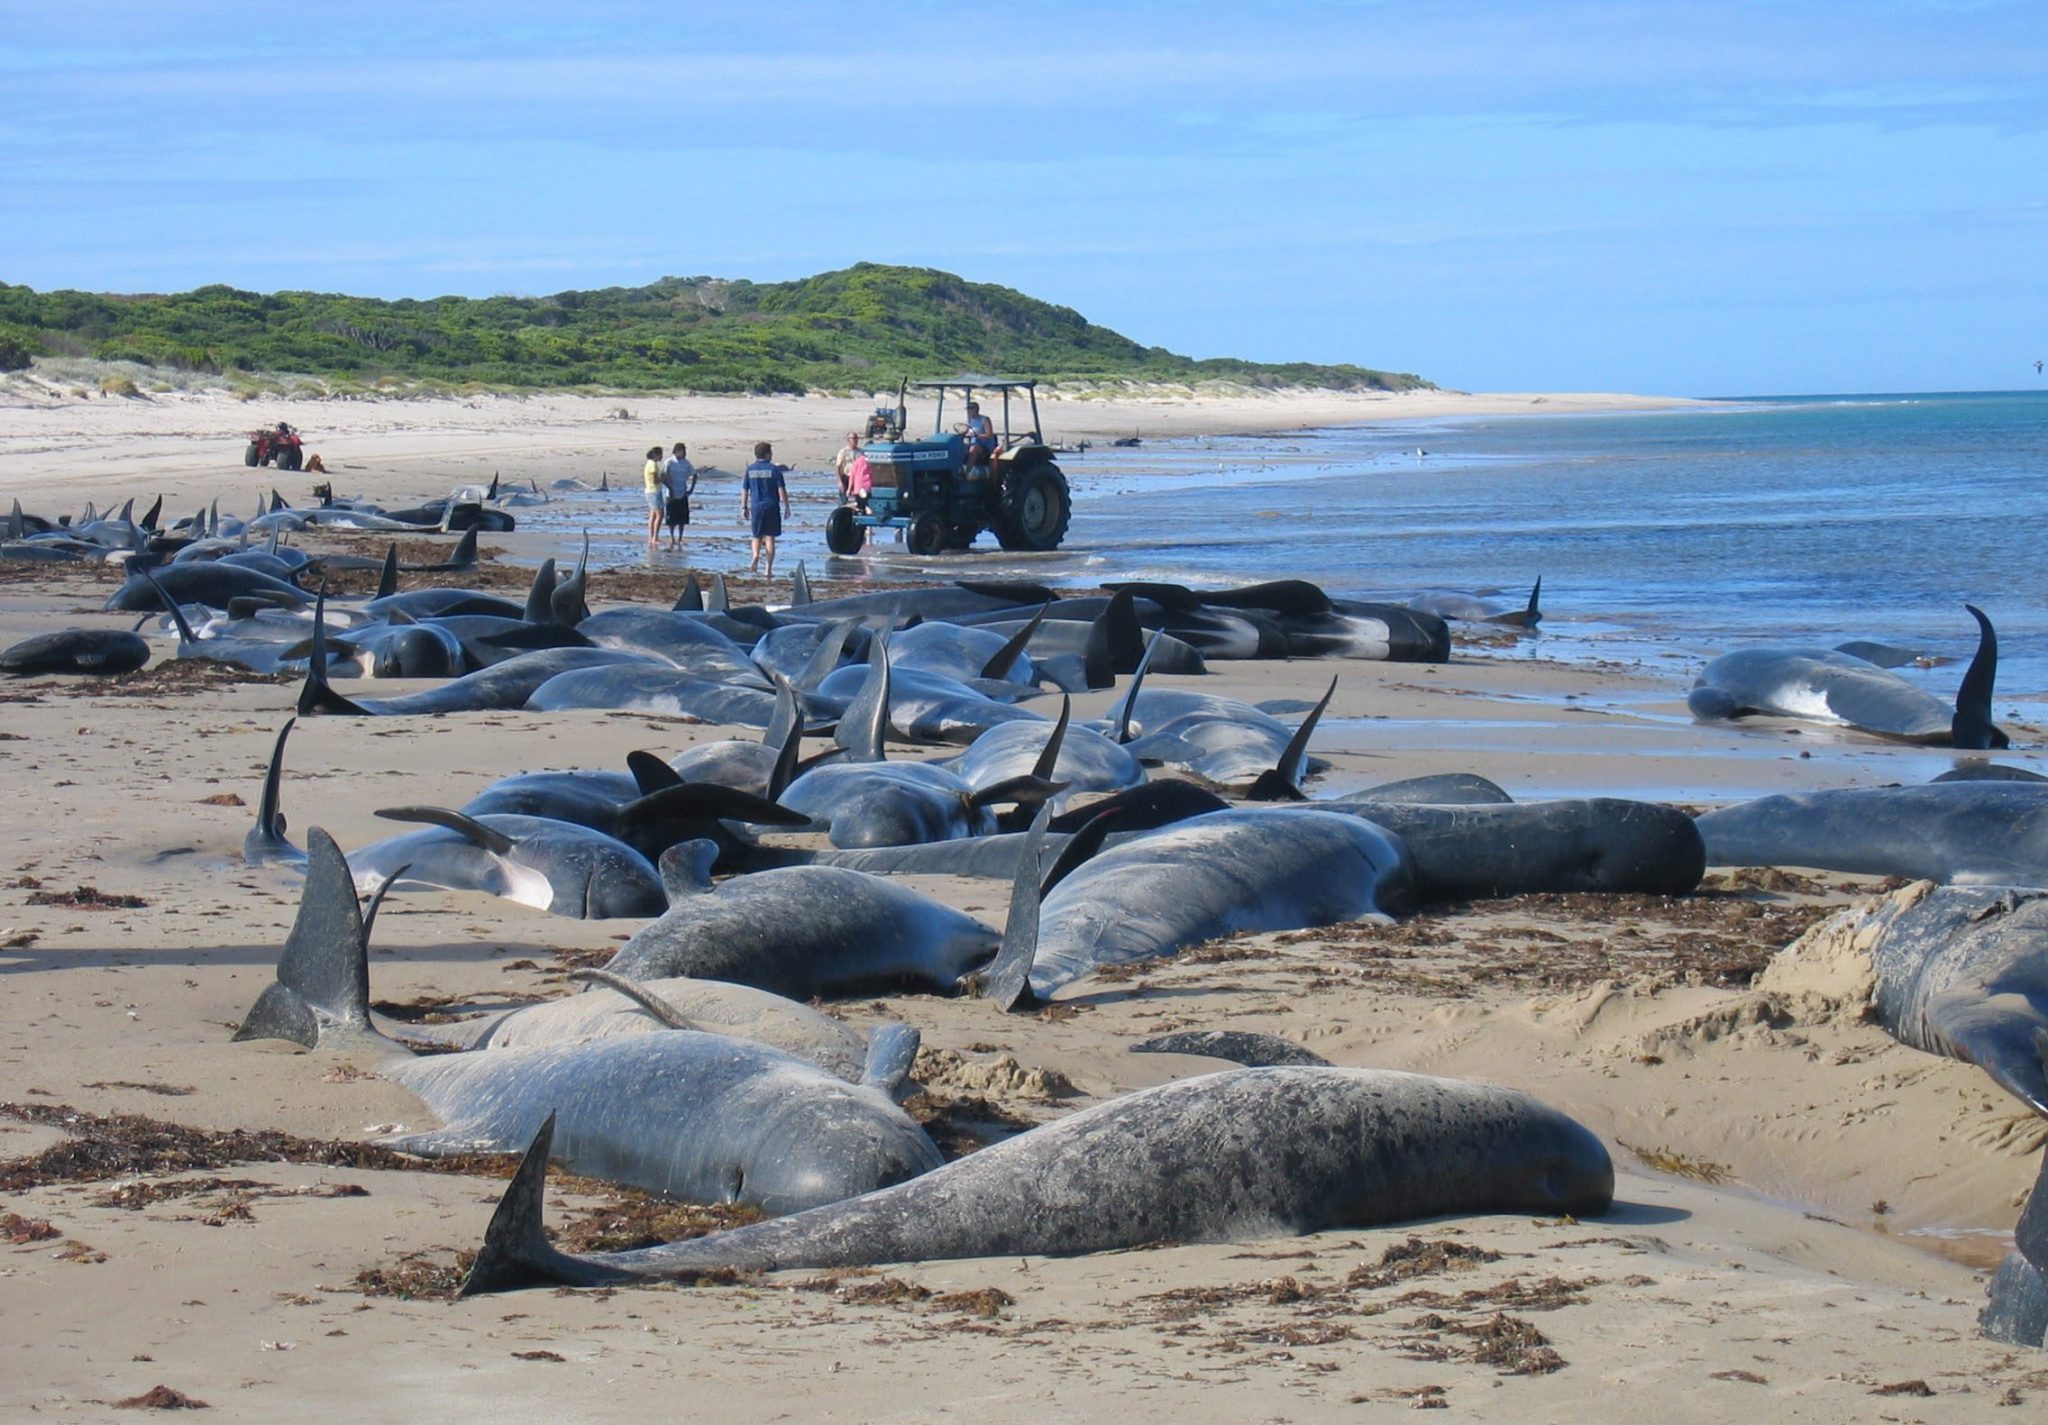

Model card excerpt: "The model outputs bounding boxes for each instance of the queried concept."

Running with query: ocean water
[525,390,2048,723]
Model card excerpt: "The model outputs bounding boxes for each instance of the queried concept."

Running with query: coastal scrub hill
[0,264,1430,396]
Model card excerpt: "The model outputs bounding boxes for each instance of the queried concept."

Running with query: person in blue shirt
[958,400,996,470]
[741,440,792,577]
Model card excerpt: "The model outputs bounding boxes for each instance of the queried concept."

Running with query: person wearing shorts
[641,444,665,546]
[741,440,791,578]
[660,441,696,552]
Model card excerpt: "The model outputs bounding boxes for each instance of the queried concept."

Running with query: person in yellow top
[641,444,665,546]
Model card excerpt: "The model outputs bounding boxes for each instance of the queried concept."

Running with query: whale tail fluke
[233,827,374,1048]
[1952,604,2008,750]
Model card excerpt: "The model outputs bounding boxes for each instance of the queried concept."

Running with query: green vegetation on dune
[0,264,1430,396]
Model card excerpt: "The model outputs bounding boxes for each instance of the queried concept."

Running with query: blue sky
[3,2,2044,396]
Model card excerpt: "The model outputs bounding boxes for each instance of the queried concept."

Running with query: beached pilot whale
[234,829,938,1212]
[977,806,1412,1007]
[1688,604,2005,748]
[235,827,910,1086]
[457,1067,1614,1292]
[1761,879,2048,1118]
[1317,797,1707,902]
[603,854,1003,999]
[1758,880,2048,1347]
[1696,782,2048,887]
[0,628,151,676]
[346,807,669,918]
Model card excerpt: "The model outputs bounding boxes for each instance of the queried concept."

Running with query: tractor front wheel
[824,505,864,555]
[244,442,261,467]
[994,462,1071,551]
[905,510,947,557]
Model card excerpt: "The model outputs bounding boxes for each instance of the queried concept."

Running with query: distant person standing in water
[660,441,696,553]
[741,440,792,578]
[641,444,665,546]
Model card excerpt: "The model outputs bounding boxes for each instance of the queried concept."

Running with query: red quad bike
[245,423,304,471]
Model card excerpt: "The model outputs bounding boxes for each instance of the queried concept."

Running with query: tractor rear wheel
[994,462,1071,551]
[825,505,863,555]
[905,510,947,557]
[277,445,302,472]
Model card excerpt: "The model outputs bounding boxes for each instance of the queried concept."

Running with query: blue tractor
[826,376,1072,556]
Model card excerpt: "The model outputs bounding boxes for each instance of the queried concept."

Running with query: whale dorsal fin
[298,590,371,716]
[673,573,703,612]
[625,749,685,797]
[1030,695,1072,784]
[137,565,198,646]
[836,631,890,763]
[860,1022,922,1095]
[707,571,730,615]
[446,525,480,569]
[246,716,297,861]
[1952,604,2008,751]
[982,604,1048,682]
[795,620,856,692]
[376,544,399,600]
[1083,586,1142,690]
[791,561,812,607]
[522,558,558,624]
[656,840,719,902]
[767,700,805,800]
[375,805,516,855]
[976,803,1049,1011]
[1112,628,1166,745]
[232,826,374,1048]
[1247,674,1336,801]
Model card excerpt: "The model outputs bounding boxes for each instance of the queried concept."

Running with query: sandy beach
[3,387,2043,1422]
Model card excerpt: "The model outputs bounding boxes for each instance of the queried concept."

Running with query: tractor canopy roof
[910,375,1038,392]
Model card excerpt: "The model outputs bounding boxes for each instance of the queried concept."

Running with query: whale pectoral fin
[1926,987,2048,1118]
[967,775,1067,811]
[234,827,372,1047]
[375,806,516,855]
[860,1023,922,1096]
[460,1114,618,1296]
[566,968,699,1029]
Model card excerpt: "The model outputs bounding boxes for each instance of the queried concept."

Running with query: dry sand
[3,388,2045,1422]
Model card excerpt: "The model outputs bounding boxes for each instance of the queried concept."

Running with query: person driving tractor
[958,401,996,469]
